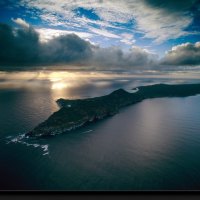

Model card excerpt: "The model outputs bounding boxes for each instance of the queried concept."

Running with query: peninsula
[27,83,200,137]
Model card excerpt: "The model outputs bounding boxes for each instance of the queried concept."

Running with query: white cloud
[161,41,200,65]
[12,18,30,28]
[20,0,197,43]
[36,28,93,42]
[89,27,120,39]
[120,33,135,45]
[131,2,192,43]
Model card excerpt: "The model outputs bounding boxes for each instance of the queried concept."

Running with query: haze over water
[0,70,200,190]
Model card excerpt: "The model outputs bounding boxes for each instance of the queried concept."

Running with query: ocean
[0,74,200,190]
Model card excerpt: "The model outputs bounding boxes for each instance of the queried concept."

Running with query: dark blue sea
[0,74,200,190]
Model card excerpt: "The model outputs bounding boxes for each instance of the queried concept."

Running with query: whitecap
[41,145,49,152]
[126,88,139,93]
[5,133,50,156]
[82,130,93,134]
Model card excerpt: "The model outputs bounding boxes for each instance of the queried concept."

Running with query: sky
[0,0,200,72]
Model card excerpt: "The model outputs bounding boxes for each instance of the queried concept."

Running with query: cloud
[2,20,200,72]
[35,28,93,42]
[120,33,135,45]
[0,22,92,67]
[20,0,199,43]
[40,33,92,65]
[89,27,120,39]
[143,0,197,13]
[89,45,157,69]
[11,18,30,28]
[0,21,156,69]
[0,22,40,66]
[161,42,200,66]
[126,0,197,43]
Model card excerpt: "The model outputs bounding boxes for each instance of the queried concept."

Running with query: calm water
[0,77,200,190]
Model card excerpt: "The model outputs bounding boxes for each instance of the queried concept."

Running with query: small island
[27,83,200,138]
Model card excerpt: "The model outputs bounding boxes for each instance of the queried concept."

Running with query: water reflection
[0,70,200,91]
[1,69,200,189]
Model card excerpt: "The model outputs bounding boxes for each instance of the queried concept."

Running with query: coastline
[27,83,200,138]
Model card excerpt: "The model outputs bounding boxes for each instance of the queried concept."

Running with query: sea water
[0,76,200,190]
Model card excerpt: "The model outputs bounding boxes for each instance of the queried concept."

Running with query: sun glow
[51,82,67,90]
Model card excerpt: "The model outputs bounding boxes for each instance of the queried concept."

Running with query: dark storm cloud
[0,22,156,70]
[39,34,92,65]
[0,23,40,66]
[0,23,92,67]
[144,0,198,13]
[161,42,200,66]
